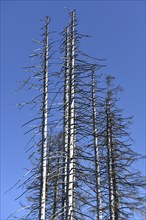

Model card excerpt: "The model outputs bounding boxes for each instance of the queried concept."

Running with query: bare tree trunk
[53,153,60,220]
[112,153,120,220]
[68,10,76,220]
[39,16,49,220]
[110,116,120,220]
[106,78,115,220]
[46,127,52,207]
[91,66,103,220]
[62,26,70,219]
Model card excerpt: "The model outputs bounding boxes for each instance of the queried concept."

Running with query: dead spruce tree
[61,10,76,219]
[54,11,75,220]
[91,65,103,220]
[66,11,76,220]
[9,17,57,220]
[74,64,106,220]
[99,75,146,219]
[62,25,70,220]
[39,16,49,220]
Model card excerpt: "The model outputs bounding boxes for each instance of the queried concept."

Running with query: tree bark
[106,78,115,220]
[91,66,103,220]
[39,16,49,220]
[68,11,76,220]
[62,26,70,219]
[110,117,120,220]
[53,149,61,220]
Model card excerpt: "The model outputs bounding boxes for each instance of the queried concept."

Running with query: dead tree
[8,17,55,220]
[61,10,76,220]
[67,10,76,220]
[39,16,49,220]
[62,25,70,220]
[100,75,146,219]
[91,65,103,220]
[106,76,115,220]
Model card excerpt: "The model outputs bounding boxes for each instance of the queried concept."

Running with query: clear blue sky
[1,1,145,219]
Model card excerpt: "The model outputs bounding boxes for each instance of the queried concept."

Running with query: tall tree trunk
[110,115,120,220]
[39,16,49,220]
[112,151,120,220]
[62,26,70,219]
[53,150,61,220]
[67,11,76,220]
[91,66,103,220]
[106,78,115,220]
[46,127,52,207]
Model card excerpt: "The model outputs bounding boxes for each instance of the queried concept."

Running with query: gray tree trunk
[106,79,115,220]
[110,116,120,220]
[53,151,61,220]
[91,66,103,220]
[112,150,120,220]
[68,11,76,220]
[62,26,70,219]
[39,17,49,220]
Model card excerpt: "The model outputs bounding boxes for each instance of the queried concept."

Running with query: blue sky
[1,0,145,219]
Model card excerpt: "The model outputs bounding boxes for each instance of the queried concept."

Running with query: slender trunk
[110,116,120,220]
[106,84,115,220]
[91,66,102,220]
[62,26,70,219]
[67,11,76,220]
[53,153,60,219]
[39,17,49,220]
[112,156,120,220]
[46,128,52,206]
